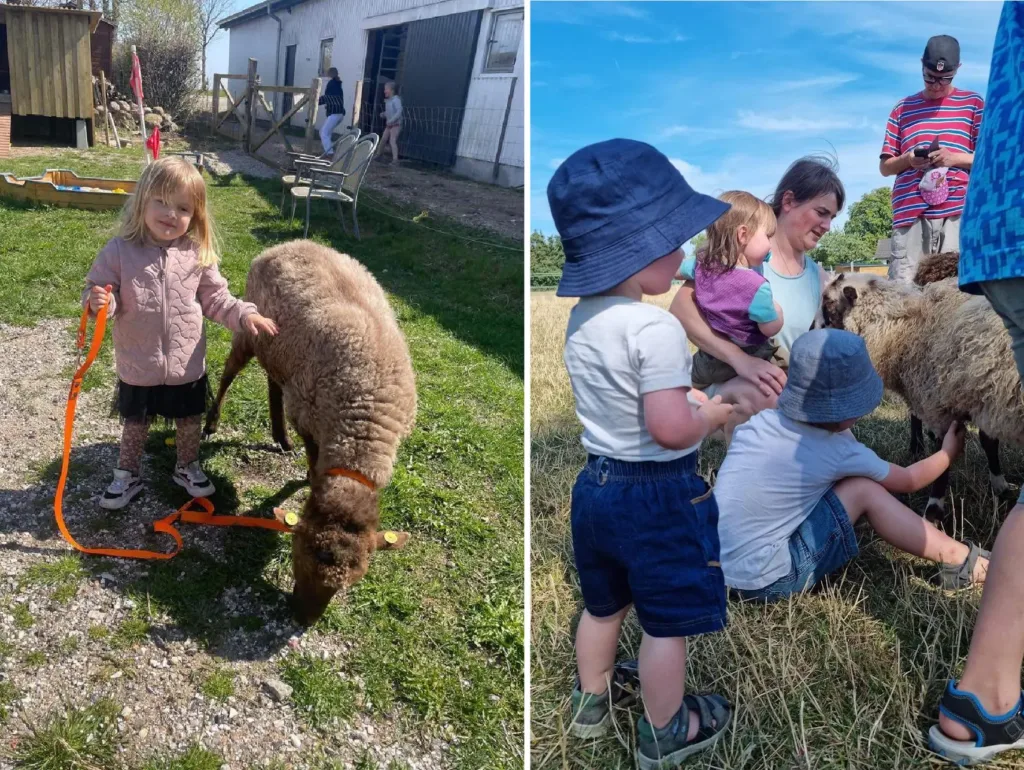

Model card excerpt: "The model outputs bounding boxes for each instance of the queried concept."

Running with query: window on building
[483,10,522,73]
[319,38,334,75]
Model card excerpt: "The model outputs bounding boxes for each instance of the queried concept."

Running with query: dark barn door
[363,11,482,166]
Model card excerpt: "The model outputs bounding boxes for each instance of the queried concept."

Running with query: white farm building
[218,0,524,187]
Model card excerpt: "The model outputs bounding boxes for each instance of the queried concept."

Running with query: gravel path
[0,321,446,769]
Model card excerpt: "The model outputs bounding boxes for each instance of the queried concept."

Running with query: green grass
[0,142,523,769]
[0,680,18,723]
[200,668,235,701]
[140,743,224,770]
[13,698,120,770]
[531,292,1024,769]
[87,625,110,641]
[11,604,34,629]
[19,555,87,605]
[23,651,47,667]
[280,653,359,730]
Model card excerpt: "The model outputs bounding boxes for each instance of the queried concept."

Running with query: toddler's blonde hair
[120,156,219,267]
[697,190,777,274]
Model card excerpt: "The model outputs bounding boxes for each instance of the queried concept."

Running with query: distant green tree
[689,231,708,253]
[809,231,875,269]
[845,187,893,242]
[530,231,565,288]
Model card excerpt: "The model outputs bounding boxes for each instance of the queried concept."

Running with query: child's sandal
[928,681,1024,765]
[935,541,990,591]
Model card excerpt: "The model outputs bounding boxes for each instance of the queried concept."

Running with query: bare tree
[195,0,233,91]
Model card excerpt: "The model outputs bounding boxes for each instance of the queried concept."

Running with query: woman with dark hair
[669,156,845,417]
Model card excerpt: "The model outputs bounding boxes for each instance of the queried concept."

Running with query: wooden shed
[0,4,100,148]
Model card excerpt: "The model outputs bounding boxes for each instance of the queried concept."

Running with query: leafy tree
[809,231,874,269]
[845,187,892,241]
[530,231,565,288]
[689,231,707,253]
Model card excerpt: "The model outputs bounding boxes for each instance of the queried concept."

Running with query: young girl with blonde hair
[677,190,785,393]
[83,156,278,509]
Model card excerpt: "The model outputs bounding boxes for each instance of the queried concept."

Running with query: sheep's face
[818,273,872,332]
[290,481,379,625]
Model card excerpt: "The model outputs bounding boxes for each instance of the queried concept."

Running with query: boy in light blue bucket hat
[714,327,990,604]
[554,138,736,769]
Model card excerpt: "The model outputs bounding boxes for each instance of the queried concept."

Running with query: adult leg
[937,214,961,253]
[832,477,985,579]
[887,218,926,285]
[939,279,1024,741]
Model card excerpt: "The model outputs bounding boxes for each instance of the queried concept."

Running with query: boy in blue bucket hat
[553,139,736,768]
[714,327,990,604]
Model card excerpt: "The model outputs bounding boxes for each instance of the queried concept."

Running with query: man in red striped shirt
[879,35,984,283]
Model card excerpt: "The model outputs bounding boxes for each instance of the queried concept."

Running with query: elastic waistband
[585,452,698,480]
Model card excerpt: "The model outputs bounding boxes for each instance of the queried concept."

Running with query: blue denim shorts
[569,453,727,638]
[733,488,858,602]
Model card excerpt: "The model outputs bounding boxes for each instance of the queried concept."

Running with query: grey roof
[874,237,892,262]
[218,0,311,29]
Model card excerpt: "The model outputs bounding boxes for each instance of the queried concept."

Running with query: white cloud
[767,75,859,92]
[736,111,859,133]
[548,158,565,170]
[667,158,737,197]
[606,31,689,44]
[560,74,597,89]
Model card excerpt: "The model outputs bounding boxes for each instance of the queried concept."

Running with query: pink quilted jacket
[82,236,258,387]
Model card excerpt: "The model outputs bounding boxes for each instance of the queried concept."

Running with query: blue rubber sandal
[929,681,1024,765]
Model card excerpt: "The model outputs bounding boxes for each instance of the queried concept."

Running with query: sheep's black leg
[909,414,925,458]
[204,338,253,437]
[300,433,320,482]
[923,430,949,521]
[268,378,293,451]
[979,431,1010,496]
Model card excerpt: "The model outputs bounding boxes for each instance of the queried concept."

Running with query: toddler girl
[83,156,278,510]
[678,190,785,391]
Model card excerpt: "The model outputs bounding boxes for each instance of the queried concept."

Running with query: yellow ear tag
[164,437,175,447]
[383,531,398,544]
[284,511,299,527]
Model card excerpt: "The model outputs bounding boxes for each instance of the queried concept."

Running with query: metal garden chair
[279,131,359,213]
[289,133,379,240]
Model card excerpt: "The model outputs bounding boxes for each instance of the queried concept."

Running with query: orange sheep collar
[326,467,376,490]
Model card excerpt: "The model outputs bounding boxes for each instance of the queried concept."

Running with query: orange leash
[54,288,292,561]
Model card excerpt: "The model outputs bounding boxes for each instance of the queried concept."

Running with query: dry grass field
[530,290,1024,770]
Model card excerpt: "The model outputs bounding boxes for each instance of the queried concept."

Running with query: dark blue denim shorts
[570,453,727,638]
[732,488,859,602]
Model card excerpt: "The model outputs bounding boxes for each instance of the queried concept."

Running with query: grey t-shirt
[564,296,698,462]
[714,409,891,590]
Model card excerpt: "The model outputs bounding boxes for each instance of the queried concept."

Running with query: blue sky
[531,1,1003,237]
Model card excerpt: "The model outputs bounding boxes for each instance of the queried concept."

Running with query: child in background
[679,191,785,396]
[83,156,278,510]
[715,328,989,602]
[376,81,403,164]
[551,138,735,769]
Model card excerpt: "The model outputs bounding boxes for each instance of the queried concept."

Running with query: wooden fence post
[213,74,221,123]
[248,75,261,153]
[99,71,110,147]
[492,76,517,183]
[303,76,322,154]
[351,79,363,130]
[244,58,258,148]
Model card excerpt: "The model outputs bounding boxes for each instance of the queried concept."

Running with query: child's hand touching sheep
[245,313,279,336]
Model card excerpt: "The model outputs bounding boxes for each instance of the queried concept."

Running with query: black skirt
[113,374,211,421]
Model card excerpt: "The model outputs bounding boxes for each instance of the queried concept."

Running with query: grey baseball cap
[922,35,960,73]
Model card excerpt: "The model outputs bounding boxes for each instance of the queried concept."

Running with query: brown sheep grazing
[817,270,1020,520]
[203,240,417,624]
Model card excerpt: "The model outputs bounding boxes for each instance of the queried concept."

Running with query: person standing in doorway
[879,35,984,284]
[317,67,346,156]
[376,81,402,163]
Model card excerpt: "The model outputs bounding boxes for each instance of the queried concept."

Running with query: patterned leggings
[118,415,202,474]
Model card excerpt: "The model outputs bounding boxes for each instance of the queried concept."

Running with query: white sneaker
[99,468,144,510]
[172,461,216,498]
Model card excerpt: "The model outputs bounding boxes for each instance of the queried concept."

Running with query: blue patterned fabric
[959,1,1024,294]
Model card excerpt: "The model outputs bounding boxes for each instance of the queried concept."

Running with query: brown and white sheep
[203,240,417,624]
[817,270,1021,520]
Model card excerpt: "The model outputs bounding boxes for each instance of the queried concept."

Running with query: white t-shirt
[715,409,891,590]
[563,296,698,462]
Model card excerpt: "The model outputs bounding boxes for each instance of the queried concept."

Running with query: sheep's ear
[834,273,845,285]
[842,285,858,304]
